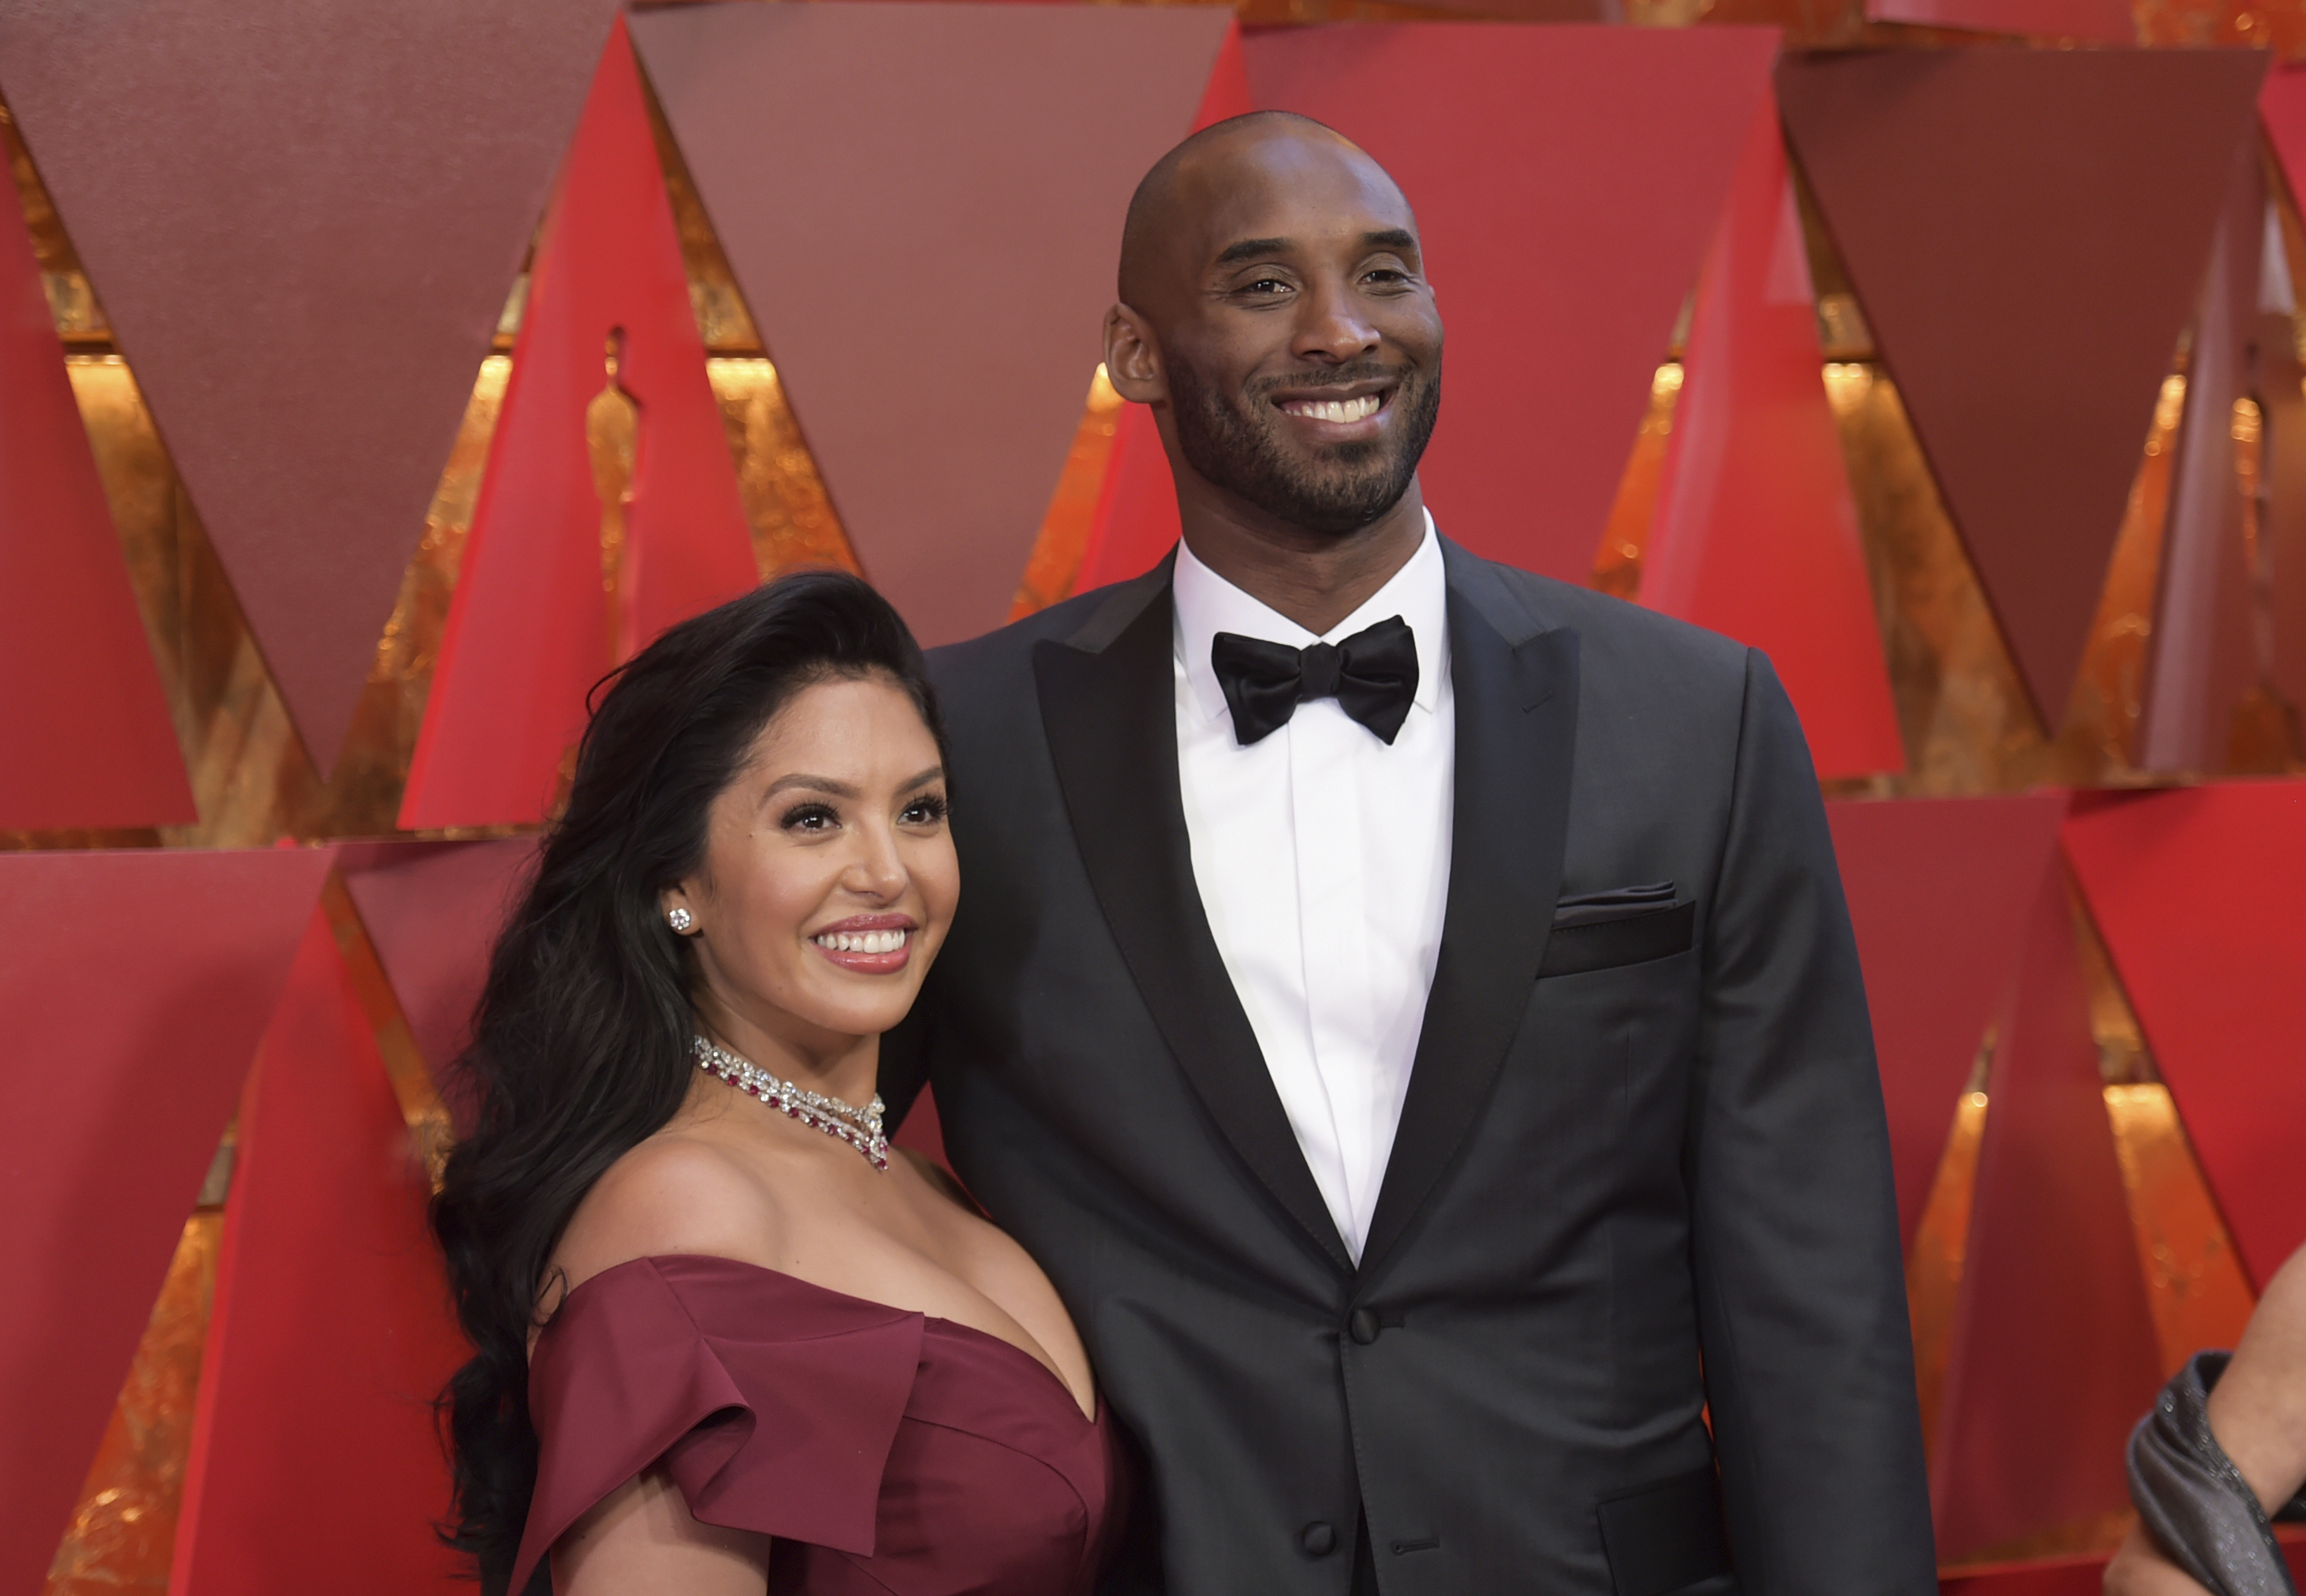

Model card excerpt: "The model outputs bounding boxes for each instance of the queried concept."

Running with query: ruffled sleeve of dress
[508,1254,927,1595]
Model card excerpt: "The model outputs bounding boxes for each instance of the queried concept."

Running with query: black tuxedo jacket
[883,541,1935,1596]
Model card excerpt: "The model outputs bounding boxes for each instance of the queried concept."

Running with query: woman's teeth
[1283,393,1382,423]
[814,928,908,954]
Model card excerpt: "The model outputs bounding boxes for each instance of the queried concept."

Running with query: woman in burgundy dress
[430,572,1121,1596]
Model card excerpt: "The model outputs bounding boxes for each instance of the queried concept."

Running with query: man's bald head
[1116,111,1413,310]
[1100,108,1442,546]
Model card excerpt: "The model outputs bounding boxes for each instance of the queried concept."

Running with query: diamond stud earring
[667,907,694,934]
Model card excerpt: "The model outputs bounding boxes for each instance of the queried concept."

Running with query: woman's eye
[901,794,949,826]
[781,802,839,833]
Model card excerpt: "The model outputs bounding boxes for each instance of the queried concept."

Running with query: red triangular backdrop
[403,21,757,831]
[1639,95,1902,779]
[0,0,625,772]
[1241,24,1779,582]
[172,907,468,1596]
[2253,67,2306,722]
[632,2,1232,647]
[1826,794,2066,1249]
[0,145,192,828]
[0,847,331,1596]
[1777,48,2268,729]
[1079,404,1182,592]
[1938,1555,2125,1596]
[1945,1550,2306,1596]
[2063,779,2306,1290]
[1073,19,1253,592]
[1929,853,2166,1562]
[2136,141,2262,773]
[337,838,538,1084]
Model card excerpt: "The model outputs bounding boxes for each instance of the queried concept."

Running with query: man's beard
[1165,357,1440,538]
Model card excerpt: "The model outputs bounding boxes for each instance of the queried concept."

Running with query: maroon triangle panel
[0,143,192,828]
[2260,311,2306,734]
[1243,25,1779,583]
[1074,19,1253,594]
[2257,69,2306,719]
[336,838,537,1089]
[632,2,1232,647]
[0,0,625,772]
[1639,95,1902,779]
[2138,146,2262,773]
[402,20,757,829]
[0,846,331,1596]
[1825,793,2066,1250]
[172,908,468,1596]
[1777,48,2266,727]
[2063,780,2306,1291]
[1930,858,2165,1563]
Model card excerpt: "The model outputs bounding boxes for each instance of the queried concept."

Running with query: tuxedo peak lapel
[1359,549,1579,1281]
[1034,569,1356,1276]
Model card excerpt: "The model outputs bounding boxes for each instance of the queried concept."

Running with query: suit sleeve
[878,983,934,1130]
[879,643,967,1133]
[1689,649,1937,1594]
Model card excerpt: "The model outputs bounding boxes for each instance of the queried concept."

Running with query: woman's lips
[809,921,914,975]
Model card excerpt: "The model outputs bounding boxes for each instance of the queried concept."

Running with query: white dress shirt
[1172,515,1455,1259]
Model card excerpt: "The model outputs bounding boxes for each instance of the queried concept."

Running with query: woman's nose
[847,823,909,898]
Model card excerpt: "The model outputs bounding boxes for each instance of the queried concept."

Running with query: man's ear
[1103,304,1166,406]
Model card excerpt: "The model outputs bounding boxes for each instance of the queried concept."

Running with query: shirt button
[1300,1521,1338,1557]
[1348,1308,1381,1345]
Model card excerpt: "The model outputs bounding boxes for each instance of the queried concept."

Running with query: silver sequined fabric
[2127,1350,2300,1596]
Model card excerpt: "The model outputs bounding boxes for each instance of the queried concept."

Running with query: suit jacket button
[1348,1308,1380,1345]
[1300,1521,1337,1557]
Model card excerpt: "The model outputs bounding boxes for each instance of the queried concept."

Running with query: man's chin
[1270,460,1417,530]
[1263,488,1416,538]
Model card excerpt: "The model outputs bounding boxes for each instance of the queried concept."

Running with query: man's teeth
[1285,393,1382,423]
[814,929,908,954]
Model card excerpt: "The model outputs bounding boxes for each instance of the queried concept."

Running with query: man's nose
[1292,277,1380,362]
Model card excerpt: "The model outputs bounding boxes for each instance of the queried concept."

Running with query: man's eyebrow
[1214,236,1291,266]
[1364,228,1418,252]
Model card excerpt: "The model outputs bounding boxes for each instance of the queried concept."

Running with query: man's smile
[1267,375,1397,434]
[1278,392,1384,423]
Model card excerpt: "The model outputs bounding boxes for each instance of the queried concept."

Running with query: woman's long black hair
[429,568,944,1594]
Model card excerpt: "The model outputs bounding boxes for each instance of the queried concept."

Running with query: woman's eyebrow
[761,772,859,800]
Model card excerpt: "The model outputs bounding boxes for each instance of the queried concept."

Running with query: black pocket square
[1539,884,1693,978]
[1551,881,1676,927]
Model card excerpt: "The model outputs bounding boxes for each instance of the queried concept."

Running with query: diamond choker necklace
[692,1034,889,1172]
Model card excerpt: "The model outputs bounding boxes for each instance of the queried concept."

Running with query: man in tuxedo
[886,111,1934,1595]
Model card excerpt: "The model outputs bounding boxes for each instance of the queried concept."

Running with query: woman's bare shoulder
[551,1134,792,1296]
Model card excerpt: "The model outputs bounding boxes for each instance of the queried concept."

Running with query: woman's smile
[809,913,917,973]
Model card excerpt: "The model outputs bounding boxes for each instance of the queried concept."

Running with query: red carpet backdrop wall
[1,0,2304,1590]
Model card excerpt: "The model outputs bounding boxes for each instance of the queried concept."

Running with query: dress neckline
[568,1252,1099,1424]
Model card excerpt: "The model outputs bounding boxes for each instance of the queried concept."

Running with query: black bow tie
[1210,616,1420,747]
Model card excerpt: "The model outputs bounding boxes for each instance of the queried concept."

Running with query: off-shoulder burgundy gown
[508,1254,1124,1595]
